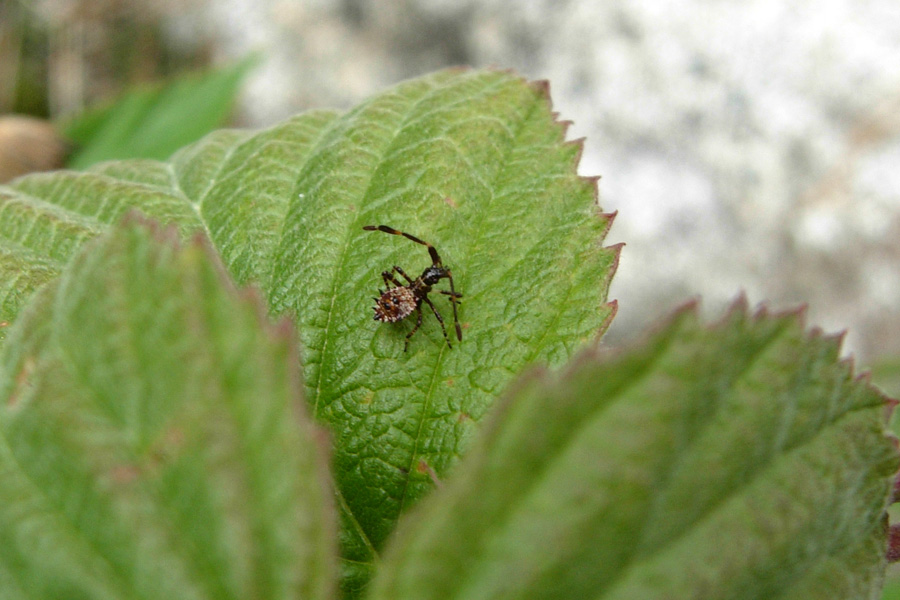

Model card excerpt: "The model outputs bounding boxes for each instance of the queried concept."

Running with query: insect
[363,225,462,351]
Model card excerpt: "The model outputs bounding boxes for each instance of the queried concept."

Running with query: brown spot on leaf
[416,459,442,488]
[109,464,141,485]
[8,357,35,408]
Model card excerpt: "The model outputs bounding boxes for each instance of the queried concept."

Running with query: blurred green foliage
[62,58,255,168]
[884,575,900,600]
[876,359,900,600]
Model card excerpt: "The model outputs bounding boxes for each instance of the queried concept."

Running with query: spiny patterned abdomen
[373,287,417,322]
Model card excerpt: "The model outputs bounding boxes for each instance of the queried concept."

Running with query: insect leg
[422,295,453,349]
[443,270,462,341]
[381,271,405,288]
[363,225,443,266]
[392,265,415,284]
[404,306,424,352]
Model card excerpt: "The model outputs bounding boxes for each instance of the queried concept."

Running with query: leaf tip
[595,237,623,289]
[727,295,821,341]
[857,369,900,424]
[751,297,810,325]
[824,328,848,350]
[727,292,752,316]
[565,135,587,171]
[885,395,900,423]
[675,296,703,317]
[528,78,552,101]
[597,208,618,235]
[606,238,625,255]
[596,299,619,339]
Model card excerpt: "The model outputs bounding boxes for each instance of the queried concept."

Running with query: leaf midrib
[458,319,880,599]
[0,410,139,599]
[395,81,541,517]
[444,315,778,595]
[298,75,479,556]
[447,320,680,597]
[599,399,884,600]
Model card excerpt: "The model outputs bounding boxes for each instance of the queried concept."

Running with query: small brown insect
[363,225,462,351]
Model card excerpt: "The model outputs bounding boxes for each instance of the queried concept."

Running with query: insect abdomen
[373,287,417,322]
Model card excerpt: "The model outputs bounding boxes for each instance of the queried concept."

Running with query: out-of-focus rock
[0,115,70,182]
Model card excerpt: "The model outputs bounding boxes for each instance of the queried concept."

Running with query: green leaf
[0,69,619,581]
[873,358,900,402]
[871,360,900,448]
[0,216,337,599]
[881,574,900,600]
[369,300,900,600]
[62,57,256,168]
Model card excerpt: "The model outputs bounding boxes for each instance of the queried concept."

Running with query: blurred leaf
[882,573,900,600]
[870,359,900,442]
[0,69,619,588]
[62,57,255,168]
[0,215,336,599]
[370,301,900,600]
[873,359,900,400]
